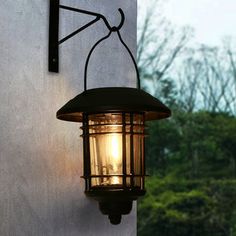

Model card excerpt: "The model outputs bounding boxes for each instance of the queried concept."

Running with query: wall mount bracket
[48,0,125,72]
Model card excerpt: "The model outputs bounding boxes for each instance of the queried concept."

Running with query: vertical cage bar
[142,113,146,189]
[83,113,91,190]
[130,113,134,188]
[49,0,59,72]
[139,114,143,189]
[122,113,127,188]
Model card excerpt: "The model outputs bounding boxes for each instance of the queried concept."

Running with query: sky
[139,0,236,46]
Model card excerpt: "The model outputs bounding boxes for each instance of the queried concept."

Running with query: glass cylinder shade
[82,112,145,191]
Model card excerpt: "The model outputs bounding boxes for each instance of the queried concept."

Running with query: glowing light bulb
[111,134,119,160]
[110,134,122,185]
[111,176,120,185]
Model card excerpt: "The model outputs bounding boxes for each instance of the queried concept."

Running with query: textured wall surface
[0,0,137,235]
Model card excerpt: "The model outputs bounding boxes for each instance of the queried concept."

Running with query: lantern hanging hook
[49,1,135,74]
[98,8,125,31]
[110,8,125,31]
[84,8,140,91]
[49,1,140,88]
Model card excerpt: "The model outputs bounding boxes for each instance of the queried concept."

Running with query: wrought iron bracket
[48,0,125,72]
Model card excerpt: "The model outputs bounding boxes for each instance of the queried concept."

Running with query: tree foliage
[146,112,236,179]
[137,2,236,236]
[138,178,236,236]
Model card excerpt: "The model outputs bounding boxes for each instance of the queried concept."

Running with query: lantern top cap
[56,87,171,122]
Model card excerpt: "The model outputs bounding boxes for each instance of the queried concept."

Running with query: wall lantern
[49,1,171,225]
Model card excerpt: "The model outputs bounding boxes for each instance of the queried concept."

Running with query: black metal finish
[80,176,148,188]
[122,113,127,188]
[59,17,100,45]
[142,113,146,188]
[48,1,127,73]
[99,201,132,225]
[82,10,141,90]
[52,2,172,225]
[87,189,145,225]
[59,5,125,31]
[130,114,134,188]
[49,0,59,72]
[82,113,91,190]
[57,87,171,122]
[48,2,140,90]
[84,31,112,91]
[83,30,141,90]
[82,174,147,178]
[81,112,146,188]
[117,31,141,89]
[80,111,146,224]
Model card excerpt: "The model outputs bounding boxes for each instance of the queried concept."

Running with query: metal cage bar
[142,113,145,189]
[83,112,145,192]
[82,113,91,190]
[122,113,127,188]
[130,113,134,188]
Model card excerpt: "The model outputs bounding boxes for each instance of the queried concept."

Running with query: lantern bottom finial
[99,201,133,225]
[109,214,121,225]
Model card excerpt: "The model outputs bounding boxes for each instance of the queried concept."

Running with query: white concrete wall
[0,0,137,235]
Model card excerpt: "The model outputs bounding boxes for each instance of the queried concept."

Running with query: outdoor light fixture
[49,0,171,225]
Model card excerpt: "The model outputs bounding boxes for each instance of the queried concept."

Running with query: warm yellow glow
[111,134,120,160]
[109,134,122,185]
[88,113,144,188]
[111,176,120,185]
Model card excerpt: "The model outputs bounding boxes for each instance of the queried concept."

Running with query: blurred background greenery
[137,1,236,235]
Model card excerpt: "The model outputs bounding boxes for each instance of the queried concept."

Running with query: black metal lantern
[57,88,171,224]
[49,1,171,225]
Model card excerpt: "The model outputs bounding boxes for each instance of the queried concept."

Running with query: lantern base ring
[85,189,145,224]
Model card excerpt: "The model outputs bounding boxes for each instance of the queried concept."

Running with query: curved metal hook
[84,31,112,91]
[83,8,140,91]
[99,15,112,30]
[117,30,141,89]
[101,8,125,31]
[116,8,125,30]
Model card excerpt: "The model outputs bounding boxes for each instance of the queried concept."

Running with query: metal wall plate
[48,1,125,74]
[49,0,59,72]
